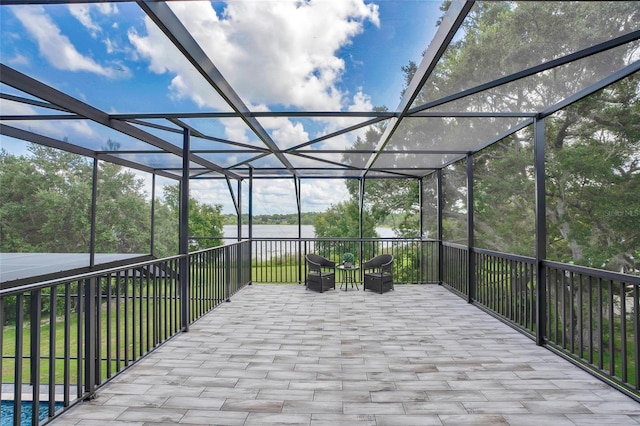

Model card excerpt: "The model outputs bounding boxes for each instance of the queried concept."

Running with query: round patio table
[337,264,359,291]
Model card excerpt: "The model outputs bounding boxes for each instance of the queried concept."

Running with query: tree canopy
[0,144,224,259]
[1,144,150,254]
[328,1,639,274]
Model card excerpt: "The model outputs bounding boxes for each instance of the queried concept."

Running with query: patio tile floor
[49,284,640,425]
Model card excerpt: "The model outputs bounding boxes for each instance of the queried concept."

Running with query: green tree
[95,161,151,254]
[417,1,639,270]
[0,144,152,254]
[341,107,422,237]
[312,200,378,263]
[473,131,535,256]
[162,184,223,251]
[1,149,48,251]
[545,75,640,273]
[153,200,179,258]
[1,145,93,252]
[313,200,377,239]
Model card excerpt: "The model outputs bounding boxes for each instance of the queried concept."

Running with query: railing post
[0,296,3,402]
[534,116,547,346]
[14,294,24,426]
[83,277,97,398]
[225,245,232,302]
[29,289,42,423]
[236,242,242,290]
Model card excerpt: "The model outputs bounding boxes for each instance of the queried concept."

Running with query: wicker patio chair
[362,254,394,294]
[305,253,336,293]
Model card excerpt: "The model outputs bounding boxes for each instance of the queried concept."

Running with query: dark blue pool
[1,400,63,426]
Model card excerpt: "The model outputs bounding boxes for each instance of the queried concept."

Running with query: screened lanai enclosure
[1,0,639,424]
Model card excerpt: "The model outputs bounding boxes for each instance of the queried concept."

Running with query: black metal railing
[441,243,468,295]
[440,244,639,400]
[474,248,537,336]
[2,236,637,426]
[0,241,251,426]
[543,261,639,398]
[188,241,251,321]
[251,238,439,285]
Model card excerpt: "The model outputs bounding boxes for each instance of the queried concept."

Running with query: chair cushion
[310,271,334,277]
[364,272,391,278]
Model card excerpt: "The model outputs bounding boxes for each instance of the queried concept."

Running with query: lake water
[223,224,395,239]
[222,224,396,258]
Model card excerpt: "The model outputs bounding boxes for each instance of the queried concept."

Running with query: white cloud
[302,90,375,151]
[68,5,101,38]
[95,3,118,16]
[270,120,309,149]
[190,175,348,215]
[222,118,252,144]
[250,179,300,215]
[125,1,377,213]
[6,53,30,67]
[68,3,118,38]
[0,99,99,141]
[128,1,379,145]
[104,38,115,54]
[348,90,375,112]
[128,4,229,108]
[170,0,379,110]
[251,104,310,149]
[190,179,236,212]
[12,6,116,77]
[301,179,349,211]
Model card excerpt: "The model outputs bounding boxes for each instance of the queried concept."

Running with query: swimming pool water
[1,400,63,426]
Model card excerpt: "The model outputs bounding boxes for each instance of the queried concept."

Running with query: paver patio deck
[49,284,640,425]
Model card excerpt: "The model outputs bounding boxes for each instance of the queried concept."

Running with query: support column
[295,177,302,284]
[237,179,243,287]
[419,177,424,283]
[249,168,253,287]
[295,177,302,240]
[359,178,365,268]
[89,158,98,268]
[419,177,424,239]
[437,169,443,285]
[359,178,364,240]
[534,116,547,346]
[237,180,242,241]
[85,159,99,397]
[226,177,240,240]
[467,154,475,303]
[151,173,156,256]
[179,128,190,331]
[248,167,253,240]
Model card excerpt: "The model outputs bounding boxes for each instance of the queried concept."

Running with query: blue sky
[1,0,443,214]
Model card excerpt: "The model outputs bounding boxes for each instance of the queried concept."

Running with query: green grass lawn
[2,294,182,384]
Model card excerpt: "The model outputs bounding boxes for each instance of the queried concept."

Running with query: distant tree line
[222,212,318,226]
[222,211,403,230]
